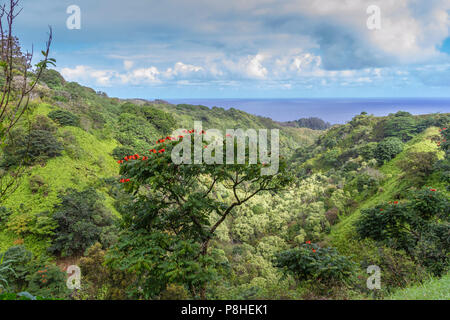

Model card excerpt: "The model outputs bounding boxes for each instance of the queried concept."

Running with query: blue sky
[14,0,450,99]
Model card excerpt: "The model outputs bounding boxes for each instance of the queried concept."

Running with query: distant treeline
[282,117,332,130]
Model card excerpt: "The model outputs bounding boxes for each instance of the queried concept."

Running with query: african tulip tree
[108,132,293,299]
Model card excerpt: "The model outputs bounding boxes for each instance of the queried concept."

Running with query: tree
[294,117,331,130]
[383,111,417,142]
[49,188,115,257]
[48,109,80,127]
[0,0,54,200]
[1,128,63,167]
[274,243,356,289]
[375,137,403,165]
[356,188,449,275]
[108,132,293,299]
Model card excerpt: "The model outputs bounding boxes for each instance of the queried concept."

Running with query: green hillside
[0,70,448,300]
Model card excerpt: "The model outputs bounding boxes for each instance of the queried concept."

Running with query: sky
[13,0,450,99]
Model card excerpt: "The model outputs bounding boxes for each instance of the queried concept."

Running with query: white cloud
[60,65,117,86]
[165,62,204,79]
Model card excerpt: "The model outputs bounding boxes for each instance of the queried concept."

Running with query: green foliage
[2,129,63,167]
[49,188,115,257]
[291,117,331,130]
[375,137,404,165]
[109,134,293,298]
[358,142,378,161]
[275,243,357,287]
[0,245,32,291]
[388,272,450,300]
[39,69,65,89]
[27,264,69,299]
[78,242,131,300]
[356,189,449,276]
[0,207,12,229]
[0,251,15,291]
[112,146,135,160]
[399,152,438,185]
[48,110,80,127]
[382,111,417,142]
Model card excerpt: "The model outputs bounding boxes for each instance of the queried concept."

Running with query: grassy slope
[387,272,450,300]
[0,103,119,255]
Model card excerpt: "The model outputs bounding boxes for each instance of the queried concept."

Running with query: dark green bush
[1,245,33,292]
[0,207,12,228]
[398,152,438,185]
[275,244,356,286]
[48,110,80,127]
[358,142,378,160]
[49,188,115,257]
[356,173,379,192]
[356,188,449,275]
[375,137,404,165]
[383,111,418,142]
[27,264,69,299]
[1,129,63,167]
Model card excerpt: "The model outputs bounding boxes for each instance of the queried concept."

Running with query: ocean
[166,98,450,124]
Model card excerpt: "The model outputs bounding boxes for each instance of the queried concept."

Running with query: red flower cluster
[119,178,130,183]
[430,188,437,192]
[305,241,317,253]
[436,128,447,146]
[124,154,140,161]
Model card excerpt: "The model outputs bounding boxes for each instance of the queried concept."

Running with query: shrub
[382,111,418,142]
[27,264,69,299]
[358,246,427,293]
[48,110,80,127]
[375,137,403,165]
[31,115,57,132]
[358,142,378,161]
[112,146,135,160]
[356,173,380,193]
[1,129,63,167]
[49,188,115,257]
[1,246,33,292]
[274,243,357,286]
[356,189,449,275]
[325,208,339,225]
[29,175,49,195]
[0,207,12,228]
[398,152,438,185]
[78,242,131,300]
